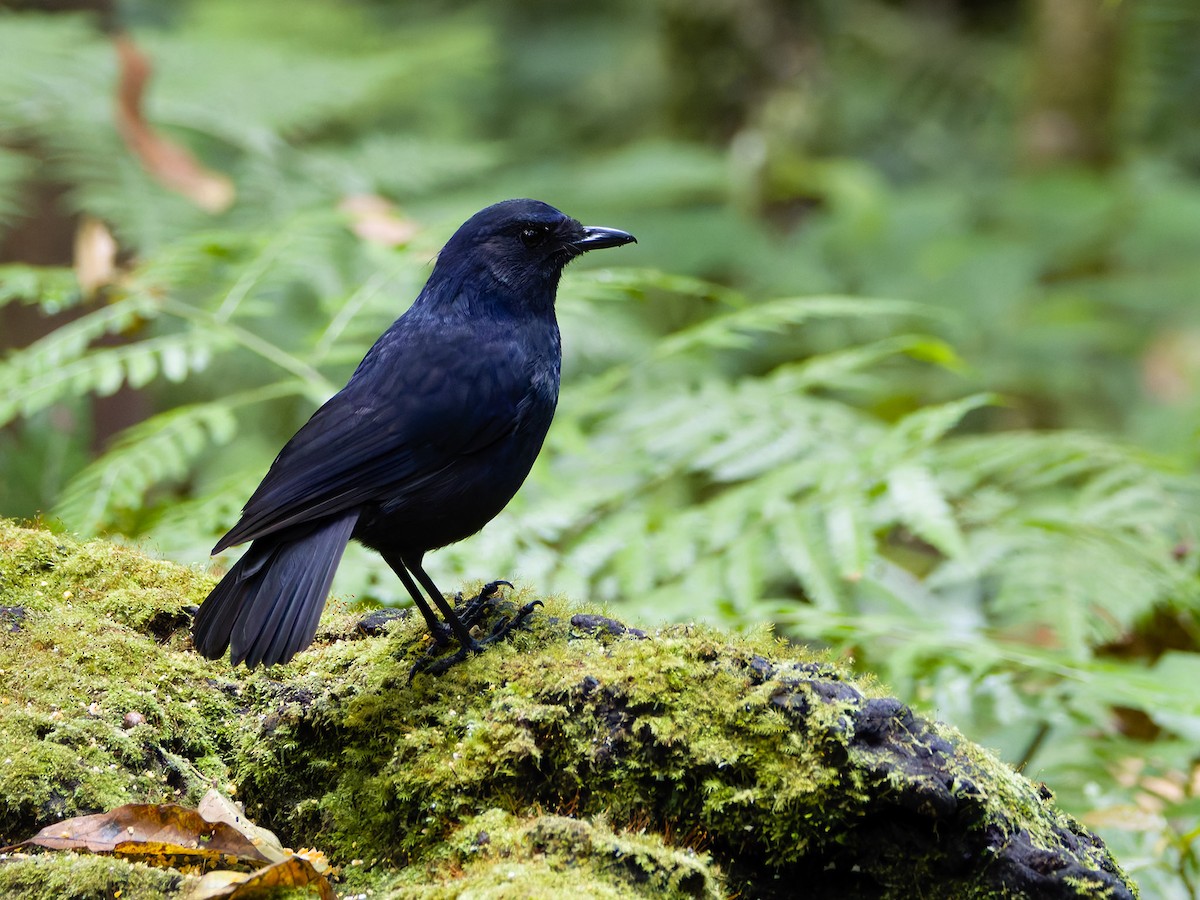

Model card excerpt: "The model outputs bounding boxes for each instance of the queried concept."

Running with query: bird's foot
[459,581,541,649]
[404,619,465,682]
[479,599,543,647]
[426,620,455,647]
[458,580,514,629]
[407,585,541,683]
[408,640,481,682]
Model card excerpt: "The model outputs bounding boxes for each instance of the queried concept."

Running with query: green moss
[0,854,183,900]
[236,614,860,865]
[0,522,236,843]
[345,809,721,899]
[0,520,1138,898]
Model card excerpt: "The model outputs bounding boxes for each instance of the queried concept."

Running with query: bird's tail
[192,511,358,668]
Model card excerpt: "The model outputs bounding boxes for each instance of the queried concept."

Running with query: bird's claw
[408,643,476,682]
[482,599,543,644]
[458,579,515,630]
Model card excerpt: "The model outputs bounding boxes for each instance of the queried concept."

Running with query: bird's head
[434,199,636,300]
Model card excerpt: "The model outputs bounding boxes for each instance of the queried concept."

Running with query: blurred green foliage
[2,1,1200,895]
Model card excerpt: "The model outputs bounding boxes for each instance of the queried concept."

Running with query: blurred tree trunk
[657,0,821,144]
[1022,0,1122,168]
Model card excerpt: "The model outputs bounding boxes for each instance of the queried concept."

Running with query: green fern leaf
[886,464,969,560]
[654,295,927,358]
[824,497,874,581]
[772,509,842,610]
[0,265,81,313]
[1,331,226,426]
[54,401,240,534]
[777,334,963,391]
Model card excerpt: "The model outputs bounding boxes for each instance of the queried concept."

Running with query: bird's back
[349,302,562,556]
[215,291,561,558]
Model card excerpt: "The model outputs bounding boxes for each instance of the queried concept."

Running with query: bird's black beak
[571,225,637,253]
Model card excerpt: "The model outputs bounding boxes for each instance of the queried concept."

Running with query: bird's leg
[454,580,541,642]
[406,558,483,653]
[381,552,452,646]
[390,563,544,682]
[408,592,540,680]
[385,554,482,683]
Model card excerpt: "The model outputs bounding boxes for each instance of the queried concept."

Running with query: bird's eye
[519,226,547,248]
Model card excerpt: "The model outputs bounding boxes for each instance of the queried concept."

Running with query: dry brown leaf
[73,215,119,297]
[1139,774,1186,804]
[339,194,420,246]
[1080,803,1166,832]
[185,870,246,898]
[1142,329,1200,404]
[188,856,335,900]
[2,795,336,898]
[113,32,235,213]
[14,802,272,868]
[197,789,288,865]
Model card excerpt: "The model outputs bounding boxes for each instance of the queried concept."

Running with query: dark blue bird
[192,199,635,669]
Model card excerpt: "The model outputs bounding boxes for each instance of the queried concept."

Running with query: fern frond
[0,146,36,231]
[53,401,239,535]
[871,393,997,467]
[144,471,264,559]
[823,495,874,581]
[775,334,963,392]
[654,295,928,358]
[303,132,501,199]
[885,464,969,559]
[563,267,747,308]
[0,330,226,427]
[771,508,842,610]
[0,293,160,372]
[0,265,81,313]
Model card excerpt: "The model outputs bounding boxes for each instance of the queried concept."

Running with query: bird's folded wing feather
[213,330,540,552]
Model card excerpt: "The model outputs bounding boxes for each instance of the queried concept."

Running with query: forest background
[1,1,1199,895]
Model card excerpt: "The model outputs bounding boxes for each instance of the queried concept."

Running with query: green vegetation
[1,2,1199,896]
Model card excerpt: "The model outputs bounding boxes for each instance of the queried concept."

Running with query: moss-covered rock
[0,520,1137,898]
[0,854,185,900]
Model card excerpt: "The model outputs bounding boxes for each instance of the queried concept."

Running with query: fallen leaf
[197,789,287,864]
[188,856,335,900]
[113,32,235,213]
[3,795,336,898]
[73,216,119,297]
[339,194,420,246]
[185,870,245,897]
[12,802,272,868]
[293,847,332,875]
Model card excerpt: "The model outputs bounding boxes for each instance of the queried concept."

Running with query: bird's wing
[213,323,551,552]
